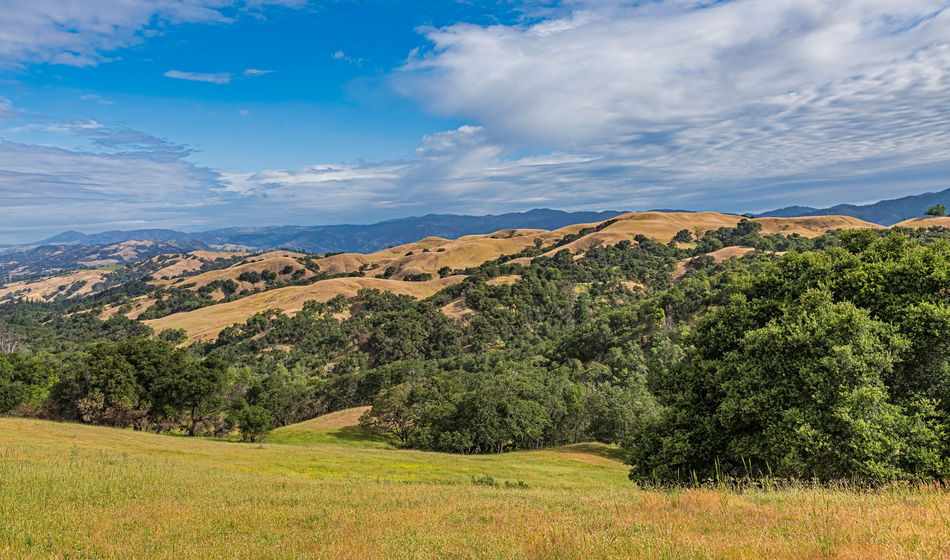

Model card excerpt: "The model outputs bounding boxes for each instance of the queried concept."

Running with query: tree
[327,294,348,314]
[221,279,239,296]
[925,204,947,217]
[158,328,187,344]
[234,405,272,442]
[359,383,419,443]
[673,229,693,243]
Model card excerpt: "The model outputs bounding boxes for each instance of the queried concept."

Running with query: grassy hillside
[2,414,949,559]
[145,275,465,340]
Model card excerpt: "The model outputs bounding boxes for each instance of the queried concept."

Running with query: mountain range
[32,209,624,254]
[760,187,950,225]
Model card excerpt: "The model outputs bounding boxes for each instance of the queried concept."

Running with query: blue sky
[2,0,950,243]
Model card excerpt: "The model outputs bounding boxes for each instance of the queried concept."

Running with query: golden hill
[146,275,465,340]
[894,217,950,229]
[154,250,312,293]
[0,268,112,302]
[146,250,247,280]
[314,229,560,279]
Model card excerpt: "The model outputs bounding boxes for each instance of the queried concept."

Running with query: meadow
[2,410,949,559]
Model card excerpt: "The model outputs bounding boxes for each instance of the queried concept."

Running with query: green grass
[2,414,950,559]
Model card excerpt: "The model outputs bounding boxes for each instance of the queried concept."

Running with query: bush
[234,405,272,442]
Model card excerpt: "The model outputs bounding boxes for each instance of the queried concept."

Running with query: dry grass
[153,251,309,289]
[145,275,466,340]
[2,414,950,560]
[0,268,111,301]
[755,215,883,236]
[147,250,247,280]
[316,229,559,279]
[440,297,475,319]
[894,217,950,228]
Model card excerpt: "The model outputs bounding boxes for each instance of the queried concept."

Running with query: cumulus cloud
[390,0,950,208]
[164,70,233,84]
[221,0,950,219]
[0,0,306,68]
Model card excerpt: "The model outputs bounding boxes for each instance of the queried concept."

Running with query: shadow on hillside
[547,442,629,463]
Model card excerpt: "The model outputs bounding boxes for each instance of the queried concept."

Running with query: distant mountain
[760,187,950,225]
[38,228,194,245]
[31,209,625,254]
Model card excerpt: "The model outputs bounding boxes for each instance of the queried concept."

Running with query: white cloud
[0,139,228,242]
[242,68,274,76]
[0,0,307,68]
[392,0,950,206]
[80,94,116,105]
[164,70,233,84]
[0,98,17,119]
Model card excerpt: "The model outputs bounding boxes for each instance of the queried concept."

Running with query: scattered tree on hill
[925,204,947,217]
[673,229,693,243]
[238,271,262,284]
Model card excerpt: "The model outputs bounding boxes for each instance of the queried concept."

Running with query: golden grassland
[2,413,950,559]
[145,275,466,340]
[895,216,950,229]
[0,269,111,302]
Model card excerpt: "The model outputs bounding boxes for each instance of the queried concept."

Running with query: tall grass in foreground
[2,417,949,559]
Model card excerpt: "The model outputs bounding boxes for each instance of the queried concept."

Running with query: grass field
[3,412,950,559]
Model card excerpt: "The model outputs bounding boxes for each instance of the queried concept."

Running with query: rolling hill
[0,211,899,339]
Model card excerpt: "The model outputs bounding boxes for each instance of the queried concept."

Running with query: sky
[2,0,950,243]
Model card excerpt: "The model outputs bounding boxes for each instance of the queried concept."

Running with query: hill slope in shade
[761,186,950,225]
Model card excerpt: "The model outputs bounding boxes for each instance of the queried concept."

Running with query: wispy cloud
[79,94,115,105]
[0,0,308,68]
[0,138,227,243]
[164,70,232,84]
[332,50,362,65]
[242,68,274,76]
[0,97,18,119]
